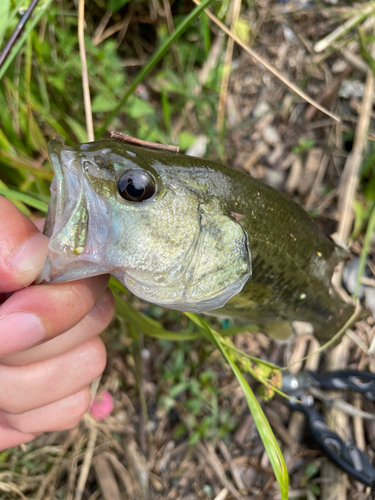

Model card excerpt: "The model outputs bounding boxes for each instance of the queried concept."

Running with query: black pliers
[282,370,375,488]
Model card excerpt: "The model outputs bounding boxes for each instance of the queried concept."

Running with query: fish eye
[117,170,156,202]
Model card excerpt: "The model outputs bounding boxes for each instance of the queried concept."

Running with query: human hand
[0,196,115,450]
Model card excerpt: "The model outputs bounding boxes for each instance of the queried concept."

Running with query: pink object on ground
[90,391,114,421]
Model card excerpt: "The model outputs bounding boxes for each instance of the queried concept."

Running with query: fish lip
[37,139,113,285]
[47,138,67,157]
[44,139,66,237]
[44,139,82,238]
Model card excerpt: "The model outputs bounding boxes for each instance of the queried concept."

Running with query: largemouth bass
[37,139,354,340]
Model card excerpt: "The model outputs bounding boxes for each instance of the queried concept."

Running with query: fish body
[37,139,353,340]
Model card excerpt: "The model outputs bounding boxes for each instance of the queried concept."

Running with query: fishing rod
[0,0,41,71]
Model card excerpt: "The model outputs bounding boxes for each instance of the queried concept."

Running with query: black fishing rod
[0,0,41,71]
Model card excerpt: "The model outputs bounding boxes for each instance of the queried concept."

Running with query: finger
[1,288,115,366]
[0,197,49,293]
[0,337,106,414]
[2,387,91,434]
[0,417,36,452]
[0,275,109,357]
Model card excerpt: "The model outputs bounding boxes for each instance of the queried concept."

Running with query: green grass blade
[0,0,11,46]
[27,92,69,139]
[21,191,50,202]
[98,0,215,137]
[0,0,26,46]
[112,291,200,341]
[224,355,289,499]
[0,148,53,180]
[0,188,49,212]
[185,313,289,500]
[161,90,171,135]
[0,180,31,216]
[219,339,282,370]
[0,0,54,82]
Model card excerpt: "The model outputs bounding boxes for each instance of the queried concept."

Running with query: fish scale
[37,139,354,341]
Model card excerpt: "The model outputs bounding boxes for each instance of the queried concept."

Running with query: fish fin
[260,320,293,342]
[313,302,356,343]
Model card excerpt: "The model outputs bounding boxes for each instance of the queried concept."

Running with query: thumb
[0,196,49,293]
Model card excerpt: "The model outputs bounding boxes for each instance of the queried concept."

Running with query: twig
[305,130,334,210]
[321,336,351,500]
[314,3,375,53]
[117,6,134,47]
[217,439,246,491]
[74,420,99,500]
[36,430,77,500]
[197,441,244,500]
[66,429,84,500]
[111,131,179,152]
[286,336,309,374]
[90,375,102,404]
[191,0,341,122]
[86,491,100,500]
[341,48,369,73]
[103,452,136,497]
[304,66,352,122]
[98,0,214,136]
[217,0,242,134]
[78,0,94,142]
[353,393,366,452]
[346,329,369,354]
[284,338,321,462]
[123,439,149,500]
[172,33,224,138]
[93,14,132,47]
[310,386,375,420]
[337,30,375,243]
[93,453,122,500]
[92,10,112,45]
[162,0,184,78]
[214,489,229,500]
[338,16,375,74]
[256,475,276,500]
[0,482,27,500]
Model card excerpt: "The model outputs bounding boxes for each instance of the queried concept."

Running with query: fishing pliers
[282,369,375,488]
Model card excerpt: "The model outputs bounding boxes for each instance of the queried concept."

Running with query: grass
[0,1,292,496]
[0,1,374,499]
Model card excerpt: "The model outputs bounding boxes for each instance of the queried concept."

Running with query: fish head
[37,139,251,312]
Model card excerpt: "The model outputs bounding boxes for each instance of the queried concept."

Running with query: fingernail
[0,313,45,356]
[9,233,49,275]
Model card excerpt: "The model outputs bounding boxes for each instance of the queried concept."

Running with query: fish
[36,138,354,341]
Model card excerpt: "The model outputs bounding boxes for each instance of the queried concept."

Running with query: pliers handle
[285,370,375,488]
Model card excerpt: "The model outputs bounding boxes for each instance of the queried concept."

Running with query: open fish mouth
[44,140,86,249]
[36,140,112,284]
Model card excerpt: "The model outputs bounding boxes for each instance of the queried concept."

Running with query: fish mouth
[44,140,83,240]
[36,139,112,284]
